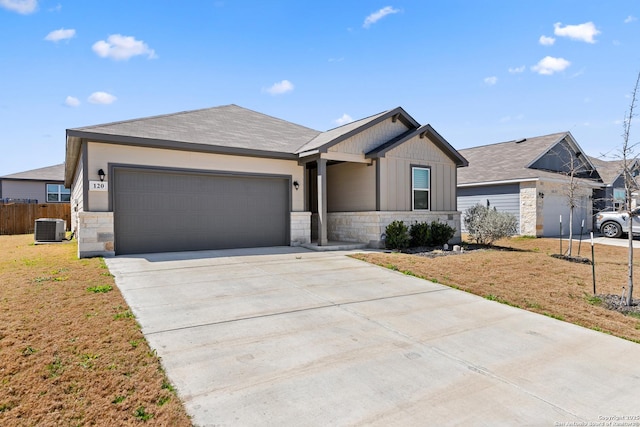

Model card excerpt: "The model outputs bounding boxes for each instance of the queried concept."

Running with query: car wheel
[601,221,623,238]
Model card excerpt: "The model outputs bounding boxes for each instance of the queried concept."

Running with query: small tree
[620,71,640,306]
[464,204,518,245]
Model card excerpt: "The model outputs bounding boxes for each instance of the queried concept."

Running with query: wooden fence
[0,203,71,235]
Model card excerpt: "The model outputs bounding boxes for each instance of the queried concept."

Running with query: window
[47,184,71,202]
[412,167,430,210]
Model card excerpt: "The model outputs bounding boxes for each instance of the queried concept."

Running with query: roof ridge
[71,105,239,131]
[459,131,569,151]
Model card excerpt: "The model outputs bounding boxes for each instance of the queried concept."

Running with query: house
[0,164,69,204]
[64,105,468,258]
[457,132,601,237]
[588,156,640,212]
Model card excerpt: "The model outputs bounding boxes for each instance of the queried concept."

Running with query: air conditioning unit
[35,218,66,242]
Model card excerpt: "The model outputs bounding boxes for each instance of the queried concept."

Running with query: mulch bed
[400,244,486,258]
[598,294,640,314]
[550,254,592,264]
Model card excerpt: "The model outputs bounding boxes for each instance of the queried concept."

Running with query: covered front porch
[299,155,461,249]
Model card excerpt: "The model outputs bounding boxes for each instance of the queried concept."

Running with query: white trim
[459,175,602,188]
[459,178,538,187]
[412,166,431,211]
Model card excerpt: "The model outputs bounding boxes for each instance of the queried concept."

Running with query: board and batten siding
[457,184,521,232]
[327,117,410,155]
[327,162,376,212]
[379,136,458,212]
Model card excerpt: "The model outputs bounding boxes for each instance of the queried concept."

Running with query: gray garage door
[113,168,289,255]
[542,193,589,236]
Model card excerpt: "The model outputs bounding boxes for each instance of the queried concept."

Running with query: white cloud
[65,96,80,107]
[484,76,498,86]
[508,65,525,74]
[44,28,75,42]
[531,56,571,75]
[92,34,157,61]
[553,22,600,43]
[263,80,294,95]
[624,15,637,24]
[539,35,555,46]
[499,114,524,123]
[363,6,400,28]
[88,92,117,105]
[48,3,60,12]
[335,114,354,125]
[0,0,37,14]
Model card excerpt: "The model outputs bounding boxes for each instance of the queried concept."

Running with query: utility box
[34,218,66,242]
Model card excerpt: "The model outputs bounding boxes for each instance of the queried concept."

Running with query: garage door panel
[114,169,289,255]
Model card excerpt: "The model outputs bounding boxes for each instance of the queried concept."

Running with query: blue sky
[1,0,639,176]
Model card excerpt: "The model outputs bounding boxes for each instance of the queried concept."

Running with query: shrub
[385,220,409,250]
[464,204,517,245]
[429,221,456,246]
[409,222,431,247]
[409,221,456,247]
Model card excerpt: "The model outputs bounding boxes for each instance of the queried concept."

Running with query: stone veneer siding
[327,211,462,248]
[77,212,115,258]
[290,211,311,246]
[519,182,540,236]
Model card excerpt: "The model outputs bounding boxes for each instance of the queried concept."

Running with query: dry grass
[0,235,191,426]
[353,236,640,343]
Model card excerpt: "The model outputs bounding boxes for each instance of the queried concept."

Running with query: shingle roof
[457,132,571,185]
[70,104,321,154]
[587,156,625,185]
[1,164,64,181]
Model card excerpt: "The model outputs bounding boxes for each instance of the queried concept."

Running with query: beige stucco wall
[328,117,409,155]
[379,136,458,212]
[327,162,376,211]
[84,141,305,212]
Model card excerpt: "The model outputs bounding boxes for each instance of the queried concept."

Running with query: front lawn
[353,237,640,343]
[0,234,191,425]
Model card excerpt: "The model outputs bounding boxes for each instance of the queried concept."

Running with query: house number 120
[89,181,108,191]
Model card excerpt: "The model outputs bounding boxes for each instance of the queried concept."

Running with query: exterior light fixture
[293,180,299,190]
[98,169,106,182]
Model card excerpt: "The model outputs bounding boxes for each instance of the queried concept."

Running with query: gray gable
[69,104,321,155]
[458,132,599,185]
[1,164,64,181]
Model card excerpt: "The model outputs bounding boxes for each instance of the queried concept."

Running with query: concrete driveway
[105,247,640,426]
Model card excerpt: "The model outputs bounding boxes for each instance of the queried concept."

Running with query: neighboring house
[65,105,468,258]
[457,132,601,237]
[588,156,640,212]
[0,164,69,204]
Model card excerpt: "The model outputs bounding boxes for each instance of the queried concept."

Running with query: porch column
[317,158,328,246]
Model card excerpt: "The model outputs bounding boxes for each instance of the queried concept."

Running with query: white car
[595,208,640,238]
